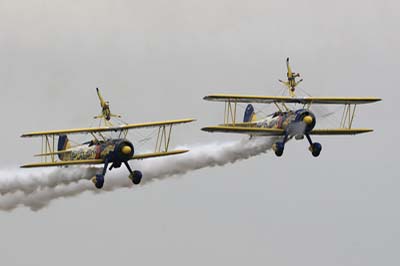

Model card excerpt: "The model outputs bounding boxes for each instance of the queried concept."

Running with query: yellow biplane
[21,89,194,189]
[202,58,381,157]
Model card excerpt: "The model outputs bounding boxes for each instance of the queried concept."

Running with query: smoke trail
[0,137,276,211]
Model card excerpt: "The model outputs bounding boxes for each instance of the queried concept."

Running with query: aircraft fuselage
[254,109,316,138]
[60,138,134,166]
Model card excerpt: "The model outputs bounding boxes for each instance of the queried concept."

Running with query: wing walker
[21,89,194,189]
[202,58,381,157]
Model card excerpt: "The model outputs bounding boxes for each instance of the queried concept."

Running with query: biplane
[21,89,194,189]
[202,58,381,157]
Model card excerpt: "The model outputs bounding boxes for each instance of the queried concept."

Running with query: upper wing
[204,94,381,105]
[201,126,285,136]
[21,118,195,137]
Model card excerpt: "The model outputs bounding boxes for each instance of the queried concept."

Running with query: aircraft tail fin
[243,104,257,122]
[57,135,71,160]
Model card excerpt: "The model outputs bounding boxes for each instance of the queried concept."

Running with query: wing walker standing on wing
[279,57,303,97]
[21,89,194,189]
[202,58,381,157]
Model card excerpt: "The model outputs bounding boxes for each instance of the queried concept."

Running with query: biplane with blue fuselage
[21,89,194,189]
[202,58,381,157]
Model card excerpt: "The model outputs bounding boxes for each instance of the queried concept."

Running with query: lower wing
[21,150,189,168]
[309,129,373,135]
[202,126,373,136]
[131,149,188,160]
[202,126,285,136]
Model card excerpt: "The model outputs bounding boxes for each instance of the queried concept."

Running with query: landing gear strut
[273,133,289,157]
[91,157,143,188]
[92,157,110,189]
[306,134,322,157]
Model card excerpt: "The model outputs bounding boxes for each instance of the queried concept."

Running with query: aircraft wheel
[273,142,284,157]
[310,142,322,157]
[130,170,142,185]
[94,174,104,189]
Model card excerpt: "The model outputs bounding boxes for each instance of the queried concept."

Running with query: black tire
[312,150,320,157]
[311,142,322,157]
[275,149,284,157]
[95,174,104,189]
[274,142,284,157]
[132,170,142,185]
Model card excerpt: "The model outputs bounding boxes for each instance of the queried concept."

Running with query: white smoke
[0,137,276,211]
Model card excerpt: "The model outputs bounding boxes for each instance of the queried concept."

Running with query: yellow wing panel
[202,126,285,136]
[21,159,104,168]
[204,94,381,105]
[202,126,373,136]
[132,149,189,160]
[21,118,195,137]
[219,122,257,127]
[22,150,189,168]
[310,128,373,135]
[298,97,381,105]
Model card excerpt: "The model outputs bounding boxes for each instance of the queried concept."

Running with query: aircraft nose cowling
[295,110,316,133]
[113,140,134,161]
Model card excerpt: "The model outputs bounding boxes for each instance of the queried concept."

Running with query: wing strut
[223,100,237,126]
[340,104,357,129]
[155,124,174,152]
[40,135,56,163]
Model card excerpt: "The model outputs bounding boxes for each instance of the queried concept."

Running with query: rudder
[57,135,70,160]
[243,104,256,122]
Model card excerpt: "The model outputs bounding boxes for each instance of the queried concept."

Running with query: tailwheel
[309,142,322,157]
[129,170,143,185]
[91,174,105,189]
[273,142,284,157]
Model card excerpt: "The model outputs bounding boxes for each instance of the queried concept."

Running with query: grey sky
[0,0,398,265]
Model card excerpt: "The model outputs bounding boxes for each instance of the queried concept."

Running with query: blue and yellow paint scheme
[202,58,381,157]
[21,89,195,189]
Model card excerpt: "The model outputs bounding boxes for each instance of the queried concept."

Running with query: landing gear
[273,133,289,157]
[93,174,105,189]
[91,153,144,188]
[91,157,110,189]
[129,171,143,185]
[309,142,322,157]
[124,161,142,185]
[273,142,285,157]
[306,134,322,157]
